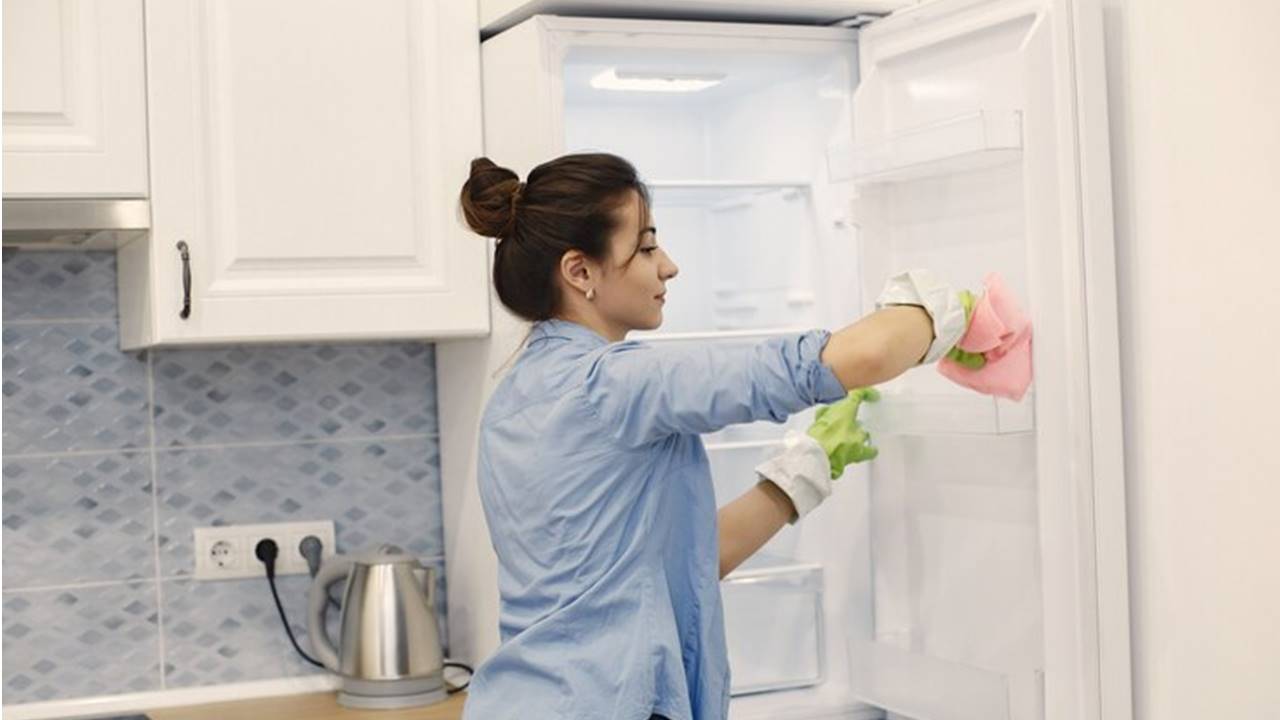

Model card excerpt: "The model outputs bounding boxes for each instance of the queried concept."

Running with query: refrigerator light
[590,68,725,93]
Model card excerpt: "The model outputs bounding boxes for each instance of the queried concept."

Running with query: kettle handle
[413,564,437,609]
[307,557,352,672]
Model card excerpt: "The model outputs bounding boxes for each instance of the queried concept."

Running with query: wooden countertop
[147,690,466,720]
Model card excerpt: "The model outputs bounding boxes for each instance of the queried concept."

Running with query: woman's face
[596,190,679,335]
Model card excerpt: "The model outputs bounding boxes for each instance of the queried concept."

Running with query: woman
[457,153,968,720]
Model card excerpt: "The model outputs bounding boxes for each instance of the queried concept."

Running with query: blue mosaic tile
[3,452,155,588]
[2,583,160,703]
[152,343,438,447]
[2,250,117,322]
[155,437,443,577]
[2,322,149,454]
[161,569,447,689]
[1,247,451,704]
[160,575,326,687]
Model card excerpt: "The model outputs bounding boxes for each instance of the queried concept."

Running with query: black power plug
[254,538,323,668]
[254,538,279,577]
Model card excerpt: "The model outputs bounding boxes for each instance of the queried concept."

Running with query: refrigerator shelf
[633,326,812,343]
[850,639,1042,720]
[648,181,811,212]
[829,110,1023,185]
[860,389,1035,436]
[647,179,811,190]
[724,555,823,584]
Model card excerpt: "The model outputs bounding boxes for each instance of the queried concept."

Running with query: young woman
[457,153,968,720]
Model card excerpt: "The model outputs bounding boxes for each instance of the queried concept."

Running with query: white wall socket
[193,520,336,581]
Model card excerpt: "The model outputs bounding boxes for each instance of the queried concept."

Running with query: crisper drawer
[722,557,825,696]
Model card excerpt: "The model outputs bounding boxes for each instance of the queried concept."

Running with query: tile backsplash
[1,250,447,705]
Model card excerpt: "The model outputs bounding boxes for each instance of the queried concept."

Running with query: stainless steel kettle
[307,546,445,709]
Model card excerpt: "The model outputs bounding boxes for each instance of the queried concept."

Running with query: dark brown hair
[459,153,650,322]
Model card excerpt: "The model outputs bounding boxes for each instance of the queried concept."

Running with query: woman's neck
[553,307,627,343]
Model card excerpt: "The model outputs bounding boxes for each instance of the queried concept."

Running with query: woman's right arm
[820,305,935,390]
[583,279,952,448]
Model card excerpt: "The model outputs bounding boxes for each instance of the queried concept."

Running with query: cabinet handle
[176,241,192,320]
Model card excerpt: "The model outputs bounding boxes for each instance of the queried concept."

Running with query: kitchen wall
[1,250,446,705]
[1101,0,1280,717]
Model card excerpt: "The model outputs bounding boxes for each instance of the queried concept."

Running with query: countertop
[145,690,465,720]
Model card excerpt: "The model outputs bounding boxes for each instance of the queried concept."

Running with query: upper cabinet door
[3,0,148,198]
[122,0,488,348]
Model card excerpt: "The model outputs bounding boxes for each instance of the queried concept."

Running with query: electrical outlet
[193,520,336,580]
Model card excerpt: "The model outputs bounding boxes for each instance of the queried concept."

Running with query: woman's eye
[640,246,659,255]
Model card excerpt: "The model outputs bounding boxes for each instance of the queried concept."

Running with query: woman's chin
[643,312,663,331]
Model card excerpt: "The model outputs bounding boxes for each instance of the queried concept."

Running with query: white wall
[1100,1,1280,717]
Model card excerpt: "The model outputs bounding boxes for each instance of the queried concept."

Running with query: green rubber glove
[944,288,987,369]
[806,387,881,479]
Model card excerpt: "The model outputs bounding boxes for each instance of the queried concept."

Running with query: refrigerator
[438,1,1130,719]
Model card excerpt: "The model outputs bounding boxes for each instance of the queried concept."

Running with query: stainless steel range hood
[2,198,150,248]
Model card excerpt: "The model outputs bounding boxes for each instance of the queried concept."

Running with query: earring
[586,288,596,301]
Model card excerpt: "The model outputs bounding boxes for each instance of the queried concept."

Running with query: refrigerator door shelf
[723,557,826,696]
[850,639,1042,720]
[860,388,1035,436]
[828,110,1023,185]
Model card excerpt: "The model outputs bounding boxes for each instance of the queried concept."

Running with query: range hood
[2,198,150,248]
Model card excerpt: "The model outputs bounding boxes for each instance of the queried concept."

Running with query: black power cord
[443,661,474,693]
[255,538,325,668]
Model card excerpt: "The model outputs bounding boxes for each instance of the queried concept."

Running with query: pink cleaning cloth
[938,273,1034,401]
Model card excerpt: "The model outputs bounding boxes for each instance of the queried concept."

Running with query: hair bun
[460,157,521,239]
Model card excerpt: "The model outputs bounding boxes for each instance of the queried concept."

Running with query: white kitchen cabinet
[118,0,489,348]
[2,0,149,198]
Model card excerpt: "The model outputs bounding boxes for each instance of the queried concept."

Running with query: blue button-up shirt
[462,319,846,720]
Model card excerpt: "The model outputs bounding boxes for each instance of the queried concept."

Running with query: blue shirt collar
[528,318,610,349]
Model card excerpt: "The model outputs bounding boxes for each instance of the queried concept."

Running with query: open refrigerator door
[832,1,1128,719]
[449,3,1127,718]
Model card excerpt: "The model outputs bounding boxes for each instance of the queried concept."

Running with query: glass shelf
[630,327,810,344]
[828,111,1022,185]
[860,389,1034,436]
[647,179,811,190]
[723,556,825,696]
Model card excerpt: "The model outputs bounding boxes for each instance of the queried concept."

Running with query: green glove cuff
[944,289,987,369]
[946,346,987,369]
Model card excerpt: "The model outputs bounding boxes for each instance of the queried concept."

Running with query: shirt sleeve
[581,329,848,448]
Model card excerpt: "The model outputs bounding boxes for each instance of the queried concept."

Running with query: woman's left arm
[716,481,795,578]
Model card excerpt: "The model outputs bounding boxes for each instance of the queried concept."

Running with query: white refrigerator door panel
[845,1,1129,720]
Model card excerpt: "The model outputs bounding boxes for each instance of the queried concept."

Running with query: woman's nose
[660,250,679,280]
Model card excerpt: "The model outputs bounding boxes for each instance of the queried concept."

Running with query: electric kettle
[307,546,445,709]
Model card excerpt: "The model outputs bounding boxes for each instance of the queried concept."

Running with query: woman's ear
[560,249,593,294]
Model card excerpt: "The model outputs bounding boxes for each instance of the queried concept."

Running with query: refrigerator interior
[555,17,1047,720]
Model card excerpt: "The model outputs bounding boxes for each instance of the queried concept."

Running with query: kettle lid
[351,543,423,567]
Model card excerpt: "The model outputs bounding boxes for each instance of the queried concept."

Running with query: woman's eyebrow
[638,226,657,238]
